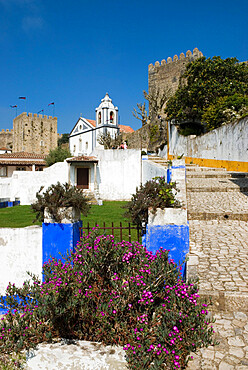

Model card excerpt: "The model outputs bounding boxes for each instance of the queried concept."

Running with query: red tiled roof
[0,160,46,166]
[0,152,46,159]
[119,124,135,133]
[67,155,98,163]
[86,119,96,127]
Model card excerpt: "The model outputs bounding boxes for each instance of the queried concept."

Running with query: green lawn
[0,201,140,241]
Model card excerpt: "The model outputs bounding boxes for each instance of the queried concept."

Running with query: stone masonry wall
[13,112,57,155]
[0,129,13,149]
[148,48,203,97]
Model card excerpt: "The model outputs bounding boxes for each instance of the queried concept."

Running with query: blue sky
[0,0,247,133]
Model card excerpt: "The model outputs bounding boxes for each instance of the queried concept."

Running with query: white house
[69,93,120,156]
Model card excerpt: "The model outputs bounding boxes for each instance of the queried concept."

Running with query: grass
[0,201,140,241]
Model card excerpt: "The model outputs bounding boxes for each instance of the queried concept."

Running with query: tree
[58,133,69,147]
[97,132,123,149]
[132,89,171,127]
[165,56,248,132]
[45,146,71,167]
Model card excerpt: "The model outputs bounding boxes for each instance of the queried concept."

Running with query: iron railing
[80,222,141,243]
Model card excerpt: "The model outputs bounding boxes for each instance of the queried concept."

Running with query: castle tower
[13,112,57,155]
[148,48,203,96]
[95,93,119,131]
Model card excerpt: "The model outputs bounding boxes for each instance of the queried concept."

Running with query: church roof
[119,125,134,133]
[67,155,98,163]
[86,119,96,127]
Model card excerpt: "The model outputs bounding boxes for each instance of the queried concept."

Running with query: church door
[77,168,89,189]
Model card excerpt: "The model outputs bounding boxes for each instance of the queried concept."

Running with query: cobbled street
[187,166,248,369]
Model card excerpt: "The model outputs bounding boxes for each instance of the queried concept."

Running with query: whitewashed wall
[142,158,167,184]
[0,226,42,295]
[169,117,248,161]
[92,148,141,200]
[0,162,69,205]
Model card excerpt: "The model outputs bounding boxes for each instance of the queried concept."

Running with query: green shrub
[45,146,71,167]
[202,93,248,131]
[124,177,181,229]
[0,230,215,369]
[31,182,91,222]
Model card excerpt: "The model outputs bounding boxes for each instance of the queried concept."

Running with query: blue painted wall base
[42,220,82,265]
[143,224,189,277]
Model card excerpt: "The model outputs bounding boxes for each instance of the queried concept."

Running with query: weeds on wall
[0,230,216,369]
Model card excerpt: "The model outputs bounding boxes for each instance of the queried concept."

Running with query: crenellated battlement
[148,48,203,70]
[0,129,13,134]
[14,112,57,121]
[148,48,204,101]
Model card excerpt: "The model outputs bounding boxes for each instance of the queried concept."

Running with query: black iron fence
[80,222,141,243]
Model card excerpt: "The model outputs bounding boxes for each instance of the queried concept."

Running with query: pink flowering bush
[0,230,216,369]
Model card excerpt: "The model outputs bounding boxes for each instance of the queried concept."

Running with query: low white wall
[169,117,248,161]
[158,144,168,158]
[92,148,141,200]
[0,161,69,205]
[0,226,42,295]
[142,158,167,184]
[0,178,11,200]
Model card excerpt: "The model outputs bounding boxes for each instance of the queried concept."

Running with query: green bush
[45,146,71,167]
[31,182,91,222]
[124,177,181,229]
[0,230,216,369]
[165,56,248,133]
[202,93,248,131]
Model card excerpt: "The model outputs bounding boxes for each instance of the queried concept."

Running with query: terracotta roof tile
[86,119,96,127]
[119,124,135,133]
[0,160,46,166]
[0,152,46,159]
[67,155,98,163]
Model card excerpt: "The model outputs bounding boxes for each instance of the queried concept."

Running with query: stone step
[187,172,231,178]
[187,172,248,179]
[187,186,248,192]
[187,212,248,221]
[186,166,227,172]
[83,191,99,205]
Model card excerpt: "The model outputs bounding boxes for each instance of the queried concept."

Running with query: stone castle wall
[0,129,13,149]
[13,112,57,155]
[148,48,203,119]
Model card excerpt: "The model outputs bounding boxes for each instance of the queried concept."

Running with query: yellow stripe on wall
[168,155,248,172]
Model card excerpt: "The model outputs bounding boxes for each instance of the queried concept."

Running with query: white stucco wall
[169,117,248,161]
[142,158,167,184]
[0,178,11,200]
[0,161,69,205]
[0,226,42,295]
[92,148,141,200]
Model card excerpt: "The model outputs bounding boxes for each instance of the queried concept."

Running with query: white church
[69,93,133,156]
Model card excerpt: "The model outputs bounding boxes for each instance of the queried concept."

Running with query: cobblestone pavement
[187,166,248,369]
[187,177,248,192]
[187,192,248,217]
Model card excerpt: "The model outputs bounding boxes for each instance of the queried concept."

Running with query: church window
[79,124,82,130]
[98,112,101,124]
[86,142,88,150]
[73,145,76,153]
[110,111,114,123]
[79,138,82,152]
[40,140,44,147]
